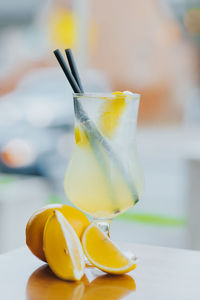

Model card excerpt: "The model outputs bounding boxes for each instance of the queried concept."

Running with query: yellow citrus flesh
[82,223,136,275]
[99,91,127,138]
[26,204,89,261]
[43,210,85,281]
[75,127,89,147]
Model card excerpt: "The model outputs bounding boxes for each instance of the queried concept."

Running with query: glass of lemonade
[64,92,144,234]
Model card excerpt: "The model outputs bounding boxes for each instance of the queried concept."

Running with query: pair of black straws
[53,48,84,94]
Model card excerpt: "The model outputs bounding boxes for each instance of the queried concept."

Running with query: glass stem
[94,219,112,237]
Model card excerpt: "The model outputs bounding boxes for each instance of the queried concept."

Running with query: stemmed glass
[64,92,144,236]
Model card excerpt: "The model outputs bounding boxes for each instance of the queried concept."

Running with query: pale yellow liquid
[64,92,143,219]
[64,141,143,219]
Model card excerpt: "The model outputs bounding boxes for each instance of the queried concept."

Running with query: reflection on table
[26,264,136,300]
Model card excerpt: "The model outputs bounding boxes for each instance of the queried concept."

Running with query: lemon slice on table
[81,222,137,274]
[43,210,85,281]
[99,91,127,138]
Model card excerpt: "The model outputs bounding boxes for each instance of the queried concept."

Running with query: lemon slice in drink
[81,222,136,274]
[43,210,85,281]
[75,127,89,147]
[99,91,127,138]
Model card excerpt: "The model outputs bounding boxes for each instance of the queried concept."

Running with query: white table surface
[0,243,200,300]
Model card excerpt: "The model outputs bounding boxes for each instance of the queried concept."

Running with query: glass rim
[73,92,140,100]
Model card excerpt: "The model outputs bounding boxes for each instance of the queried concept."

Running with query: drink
[64,92,144,221]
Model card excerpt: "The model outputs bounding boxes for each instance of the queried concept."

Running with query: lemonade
[64,92,144,220]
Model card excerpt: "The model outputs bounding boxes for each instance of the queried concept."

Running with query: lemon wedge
[81,222,136,274]
[43,210,85,281]
[75,126,89,147]
[99,91,127,138]
[26,204,89,262]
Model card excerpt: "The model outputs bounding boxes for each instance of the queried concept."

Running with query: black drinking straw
[53,49,81,93]
[65,49,84,93]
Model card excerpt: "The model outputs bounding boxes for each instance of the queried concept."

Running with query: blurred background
[0,0,200,254]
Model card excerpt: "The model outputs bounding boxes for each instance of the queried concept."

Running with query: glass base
[93,219,112,237]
